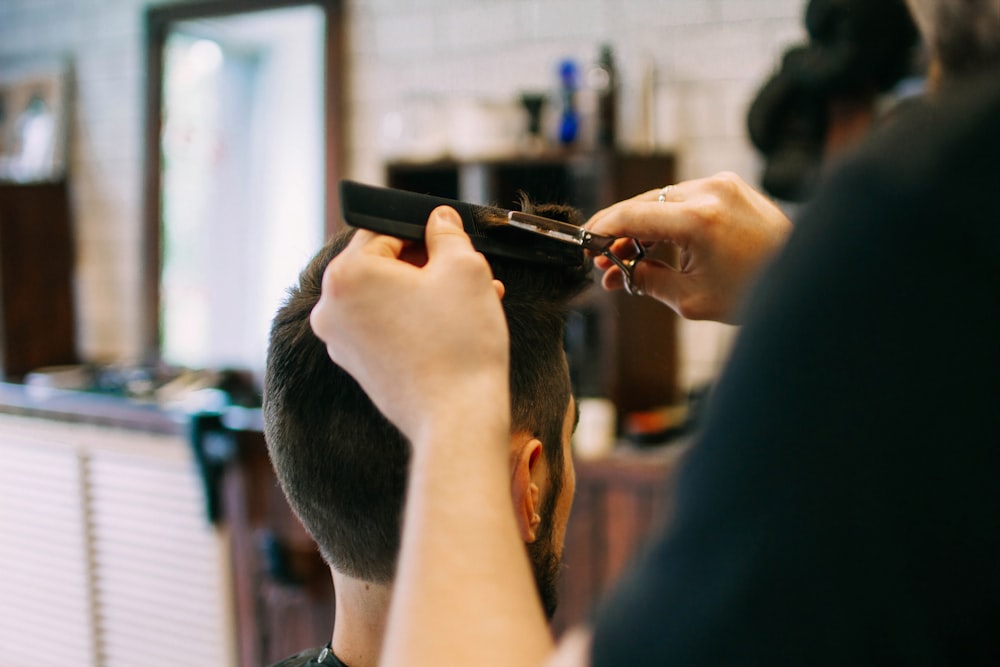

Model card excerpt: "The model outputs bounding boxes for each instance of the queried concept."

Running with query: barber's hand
[587,171,792,324]
[310,206,510,442]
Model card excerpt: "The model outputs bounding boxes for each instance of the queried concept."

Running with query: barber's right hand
[310,206,511,443]
[586,171,792,324]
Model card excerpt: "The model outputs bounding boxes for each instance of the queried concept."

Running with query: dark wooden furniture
[0,181,77,380]
[552,444,689,636]
[207,417,334,667]
[387,151,681,415]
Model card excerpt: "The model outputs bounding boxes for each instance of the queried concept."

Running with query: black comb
[339,180,584,266]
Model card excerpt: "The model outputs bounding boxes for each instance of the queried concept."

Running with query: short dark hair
[263,202,591,583]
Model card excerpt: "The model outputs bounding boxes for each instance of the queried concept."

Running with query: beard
[527,482,564,620]
[527,538,562,620]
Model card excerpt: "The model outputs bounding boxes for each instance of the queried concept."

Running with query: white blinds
[0,414,235,667]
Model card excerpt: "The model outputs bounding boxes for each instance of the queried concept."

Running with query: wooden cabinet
[0,182,77,380]
[387,151,680,415]
[551,444,689,636]
[197,416,334,667]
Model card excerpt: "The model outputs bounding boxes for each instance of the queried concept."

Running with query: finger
[586,181,690,228]
[347,228,407,259]
[493,279,506,300]
[599,265,626,292]
[587,200,694,246]
[310,286,337,348]
[424,206,477,258]
[586,188,660,228]
[599,258,683,302]
[591,239,635,271]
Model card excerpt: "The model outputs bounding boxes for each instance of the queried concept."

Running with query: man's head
[264,201,590,618]
[906,0,1000,80]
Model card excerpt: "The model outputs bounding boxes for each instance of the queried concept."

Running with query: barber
[310,0,1000,664]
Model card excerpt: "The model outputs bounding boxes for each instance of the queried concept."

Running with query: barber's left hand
[310,206,510,443]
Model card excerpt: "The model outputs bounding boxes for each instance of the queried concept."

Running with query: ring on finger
[657,185,675,202]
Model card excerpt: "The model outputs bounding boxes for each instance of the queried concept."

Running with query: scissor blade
[506,210,617,253]
[507,210,583,244]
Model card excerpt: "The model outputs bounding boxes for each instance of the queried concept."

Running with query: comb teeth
[466,203,510,238]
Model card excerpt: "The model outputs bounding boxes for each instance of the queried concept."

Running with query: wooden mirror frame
[141,0,344,363]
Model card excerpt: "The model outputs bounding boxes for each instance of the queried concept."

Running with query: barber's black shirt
[269,644,349,667]
[592,69,1000,666]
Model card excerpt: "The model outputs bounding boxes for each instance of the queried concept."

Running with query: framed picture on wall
[0,58,70,183]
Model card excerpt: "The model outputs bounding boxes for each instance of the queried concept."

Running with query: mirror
[143,0,342,381]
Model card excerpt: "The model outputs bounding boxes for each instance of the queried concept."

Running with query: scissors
[507,210,645,295]
[339,180,645,295]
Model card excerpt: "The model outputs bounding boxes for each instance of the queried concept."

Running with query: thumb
[425,206,475,259]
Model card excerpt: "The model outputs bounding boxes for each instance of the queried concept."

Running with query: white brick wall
[0,0,168,362]
[0,0,807,389]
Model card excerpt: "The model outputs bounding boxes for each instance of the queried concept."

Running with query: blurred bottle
[574,397,617,460]
[588,44,617,149]
[557,58,579,145]
[519,91,547,153]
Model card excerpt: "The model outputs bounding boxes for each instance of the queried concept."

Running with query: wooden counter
[553,443,689,635]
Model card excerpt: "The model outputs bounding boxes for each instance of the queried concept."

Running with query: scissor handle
[600,239,646,295]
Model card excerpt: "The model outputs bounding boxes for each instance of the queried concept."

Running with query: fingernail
[431,206,462,228]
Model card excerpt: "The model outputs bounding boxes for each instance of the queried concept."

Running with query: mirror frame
[141,0,344,363]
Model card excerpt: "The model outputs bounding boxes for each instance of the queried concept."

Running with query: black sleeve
[267,647,322,667]
[591,72,1000,666]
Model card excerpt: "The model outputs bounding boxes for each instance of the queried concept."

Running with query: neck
[330,570,392,667]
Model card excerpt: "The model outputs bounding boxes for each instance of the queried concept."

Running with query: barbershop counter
[0,380,187,433]
[0,380,265,435]
[0,380,244,665]
[0,379,689,663]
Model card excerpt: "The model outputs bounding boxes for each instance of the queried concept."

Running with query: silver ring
[657,185,675,202]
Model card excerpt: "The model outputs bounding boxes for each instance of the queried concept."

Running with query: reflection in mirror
[158,5,325,377]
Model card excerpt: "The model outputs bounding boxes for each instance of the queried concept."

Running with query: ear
[509,434,545,543]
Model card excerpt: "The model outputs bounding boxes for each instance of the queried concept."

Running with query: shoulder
[813,68,1000,245]
[862,68,1000,173]
[751,68,1000,319]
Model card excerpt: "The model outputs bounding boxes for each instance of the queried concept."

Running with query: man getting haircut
[263,201,591,667]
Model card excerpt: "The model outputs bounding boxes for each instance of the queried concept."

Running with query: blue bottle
[558,59,579,145]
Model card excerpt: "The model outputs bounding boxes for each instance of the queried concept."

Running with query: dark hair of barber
[747,0,920,202]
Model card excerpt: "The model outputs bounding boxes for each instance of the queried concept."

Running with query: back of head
[263,201,591,583]
[747,0,920,200]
